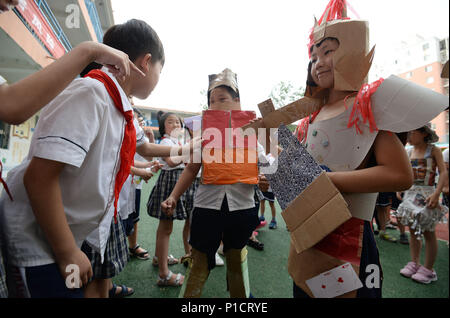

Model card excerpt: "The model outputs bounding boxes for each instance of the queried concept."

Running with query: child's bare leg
[84,278,109,298]
[269,201,276,219]
[423,230,438,270]
[397,218,406,234]
[128,223,138,248]
[183,219,191,255]
[155,219,173,277]
[376,206,387,232]
[259,199,265,218]
[409,229,422,265]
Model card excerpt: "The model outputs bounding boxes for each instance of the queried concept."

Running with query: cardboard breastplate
[305,107,378,221]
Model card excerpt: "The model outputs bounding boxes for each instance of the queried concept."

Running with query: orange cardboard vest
[201,110,258,185]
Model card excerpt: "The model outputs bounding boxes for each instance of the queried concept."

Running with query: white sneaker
[215,253,224,266]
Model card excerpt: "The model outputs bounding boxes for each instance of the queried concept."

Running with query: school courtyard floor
[115,173,449,298]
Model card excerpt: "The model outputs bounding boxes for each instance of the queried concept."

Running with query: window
[423,43,430,50]
[406,72,413,78]
[426,76,434,84]
[0,121,11,149]
[425,65,433,72]
[440,39,447,51]
[424,54,431,61]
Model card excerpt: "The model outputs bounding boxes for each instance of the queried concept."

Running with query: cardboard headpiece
[208,68,239,93]
[306,0,375,98]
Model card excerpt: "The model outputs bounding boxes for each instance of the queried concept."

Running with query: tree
[199,89,208,110]
[269,81,305,109]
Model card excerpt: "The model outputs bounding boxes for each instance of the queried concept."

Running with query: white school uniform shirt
[117,135,149,221]
[0,74,6,85]
[194,143,272,211]
[443,148,449,164]
[0,67,145,267]
[159,134,184,171]
[132,136,149,191]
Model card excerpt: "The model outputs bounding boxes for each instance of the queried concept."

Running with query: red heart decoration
[338,277,344,283]
[321,285,326,289]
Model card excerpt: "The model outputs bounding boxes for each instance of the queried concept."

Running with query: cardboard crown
[208,68,239,93]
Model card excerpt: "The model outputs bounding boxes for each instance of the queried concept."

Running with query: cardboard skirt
[290,218,382,298]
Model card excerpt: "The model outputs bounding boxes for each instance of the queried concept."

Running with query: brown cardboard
[308,19,374,96]
[281,172,352,254]
[242,97,323,132]
[288,242,359,298]
[258,99,275,117]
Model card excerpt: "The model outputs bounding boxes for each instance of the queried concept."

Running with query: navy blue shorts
[25,263,84,298]
[189,196,259,270]
[124,189,142,236]
[261,191,275,202]
[376,192,395,207]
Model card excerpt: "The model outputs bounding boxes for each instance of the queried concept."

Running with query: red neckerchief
[85,69,136,223]
[0,161,13,201]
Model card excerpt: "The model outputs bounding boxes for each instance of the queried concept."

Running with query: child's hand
[56,247,93,288]
[150,160,162,173]
[161,197,177,216]
[144,127,155,143]
[181,137,202,161]
[141,168,154,182]
[88,42,145,81]
[426,193,440,209]
[258,174,269,192]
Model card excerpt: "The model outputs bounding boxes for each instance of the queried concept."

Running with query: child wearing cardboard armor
[161,69,269,298]
[254,0,448,298]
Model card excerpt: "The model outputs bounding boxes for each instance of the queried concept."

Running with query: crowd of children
[0,0,449,299]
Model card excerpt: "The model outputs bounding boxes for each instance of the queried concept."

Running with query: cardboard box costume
[181,69,255,298]
[253,0,449,298]
[201,109,258,185]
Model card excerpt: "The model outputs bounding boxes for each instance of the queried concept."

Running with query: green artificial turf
[114,173,449,298]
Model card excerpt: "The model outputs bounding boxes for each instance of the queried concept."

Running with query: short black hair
[80,62,102,77]
[207,85,240,107]
[103,19,165,66]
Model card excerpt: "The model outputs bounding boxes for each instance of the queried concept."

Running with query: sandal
[247,238,264,251]
[129,244,150,260]
[152,254,179,266]
[157,270,184,287]
[109,283,134,298]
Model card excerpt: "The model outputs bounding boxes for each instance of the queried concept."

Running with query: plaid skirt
[81,217,129,280]
[147,169,197,220]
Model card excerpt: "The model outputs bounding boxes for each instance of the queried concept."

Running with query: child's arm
[161,163,201,216]
[130,166,153,182]
[426,146,448,208]
[23,157,93,287]
[0,41,144,125]
[161,156,185,168]
[327,131,414,193]
[136,137,200,160]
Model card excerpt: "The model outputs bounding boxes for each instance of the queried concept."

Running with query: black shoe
[247,239,264,251]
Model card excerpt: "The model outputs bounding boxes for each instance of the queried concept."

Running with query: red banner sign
[15,0,66,58]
